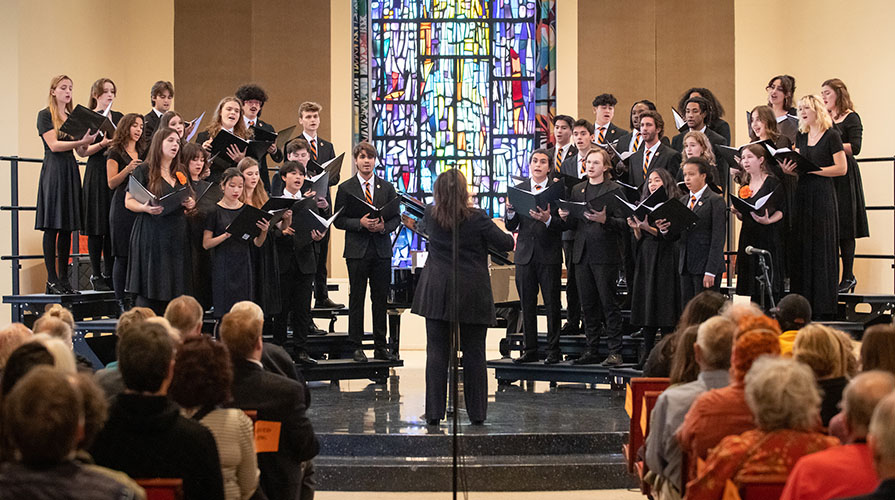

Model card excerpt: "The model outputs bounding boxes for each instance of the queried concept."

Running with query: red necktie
[310,138,318,162]
[689,195,697,210]
[364,181,373,204]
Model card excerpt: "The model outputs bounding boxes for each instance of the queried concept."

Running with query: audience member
[164,295,205,340]
[170,335,260,500]
[860,324,895,374]
[0,342,54,399]
[645,316,735,495]
[842,392,895,499]
[720,301,764,327]
[667,326,700,385]
[773,293,812,356]
[31,315,72,347]
[94,306,156,398]
[0,323,31,373]
[0,367,142,499]
[793,324,852,425]
[28,334,77,374]
[643,291,728,377]
[686,357,838,500]
[90,320,225,500]
[230,301,303,383]
[781,371,895,500]
[41,303,75,331]
[221,308,319,500]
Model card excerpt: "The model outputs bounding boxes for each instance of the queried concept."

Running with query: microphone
[745,246,771,256]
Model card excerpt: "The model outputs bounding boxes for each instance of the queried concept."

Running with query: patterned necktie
[248,120,254,128]
[535,184,543,191]
[643,150,652,179]
[555,148,563,172]
[633,132,641,151]
[364,181,373,204]
[598,126,606,144]
[580,157,586,175]
[310,138,318,162]
[689,195,697,210]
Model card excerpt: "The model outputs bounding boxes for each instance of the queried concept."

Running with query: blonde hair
[797,95,833,134]
[42,304,74,331]
[680,130,716,167]
[0,323,33,370]
[204,96,247,140]
[29,334,77,374]
[794,324,849,379]
[31,316,72,348]
[47,75,74,132]
[237,157,269,208]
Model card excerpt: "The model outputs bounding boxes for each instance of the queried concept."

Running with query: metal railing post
[10,157,19,295]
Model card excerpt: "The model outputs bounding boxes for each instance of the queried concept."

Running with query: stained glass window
[353,0,556,265]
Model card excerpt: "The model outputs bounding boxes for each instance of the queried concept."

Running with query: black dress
[125,164,192,301]
[735,176,785,302]
[832,112,870,239]
[107,148,138,258]
[187,181,217,310]
[790,130,841,317]
[35,108,81,231]
[205,204,255,317]
[81,110,123,236]
[630,224,680,328]
[252,234,281,317]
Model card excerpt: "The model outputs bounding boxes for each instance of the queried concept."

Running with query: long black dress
[81,110,123,236]
[734,176,785,303]
[630,223,680,328]
[252,231,281,318]
[205,204,255,317]
[125,164,192,302]
[832,112,870,240]
[107,149,138,258]
[187,180,217,311]
[791,130,842,317]
[35,108,81,231]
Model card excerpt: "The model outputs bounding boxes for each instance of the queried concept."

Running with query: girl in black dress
[731,144,784,305]
[160,110,187,140]
[821,78,869,293]
[124,127,196,314]
[196,96,248,184]
[36,75,99,294]
[238,158,282,323]
[764,75,799,145]
[627,168,682,368]
[748,105,792,149]
[105,113,144,310]
[203,168,269,318]
[780,95,847,319]
[81,78,123,291]
[183,143,214,311]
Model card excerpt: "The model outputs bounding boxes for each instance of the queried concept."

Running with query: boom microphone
[745,246,771,256]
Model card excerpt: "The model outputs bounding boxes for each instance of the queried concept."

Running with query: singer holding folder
[196,96,249,183]
[125,127,196,314]
[411,169,515,425]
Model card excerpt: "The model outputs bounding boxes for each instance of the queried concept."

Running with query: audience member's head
[0,342,54,398]
[669,326,700,385]
[164,295,204,341]
[29,334,77,374]
[861,324,895,374]
[2,366,82,467]
[677,291,728,330]
[42,304,75,330]
[833,329,859,378]
[170,336,233,410]
[842,371,895,442]
[230,300,264,322]
[721,301,764,329]
[72,372,108,450]
[0,323,32,371]
[745,357,821,432]
[794,324,850,380]
[220,308,263,362]
[731,329,781,383]
[115,307,156,338]
[869,392,895,479]
[144,317,183,347]
[118,320,176,394]
[31,316,72,347]
[774,294,812,332]
[735,314,781,339]
[695,316,736,371]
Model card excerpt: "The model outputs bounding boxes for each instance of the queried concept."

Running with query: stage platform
[308,351,636,492]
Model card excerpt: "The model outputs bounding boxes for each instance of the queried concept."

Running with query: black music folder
[225,204,272,241]
[615,187,668,220]
[614,180,640,202]
[192,180,214,202]
[302,171,329,200]
[127,176,190,216]
[292,207,343,246]
[247,125,277,159]
[586,189,621,212]
[209,130,250,164]
[59,104,114,140]
[319,153,345,179]
[262,196,301,212]
[764,144,821,174]
[730,189,776,215]
[647,199,700,236]
[557,199,589,219]
[507,181,564,217]
[275,125,297,152]
[345,194,400,220]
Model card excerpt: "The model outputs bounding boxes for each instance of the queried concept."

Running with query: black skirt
[630,232,680,327]
[35,108,81,231]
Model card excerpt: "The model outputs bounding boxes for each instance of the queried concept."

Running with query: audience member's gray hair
[844,371,895,438]
[721,301,763,325]
[230,301,264,322]
[745,357,821,431]
[696,316,736,370]
[869,392,895,462]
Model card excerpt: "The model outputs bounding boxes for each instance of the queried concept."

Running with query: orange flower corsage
[739,185,752,199]
[175,171,188,185]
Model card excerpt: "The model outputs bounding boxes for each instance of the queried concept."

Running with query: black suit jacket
[595,122,627,145]
[142,110,161,145]
[230,358,319,500]
[566,180,626,265]
[410,206,515,324]
[547,144,578,173]
[558,153,589,241]
[505,179,564,266]
[248,119,284,193]
[675,189,726,276]
[334,175,400,259]
[625,143,682,188]
[276,135,340,208]
[274,196,321,276]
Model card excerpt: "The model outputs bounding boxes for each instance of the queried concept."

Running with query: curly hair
[235,83,269,104]
[169,336,233,409]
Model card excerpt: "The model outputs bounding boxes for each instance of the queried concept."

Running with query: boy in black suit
[592,93,627,146]
[297,101,343,311]
[506,149,565,364]
[143,80,173,144]
[236,84,283,193]
[547,114,577,174]
[334,142,400,362]
[625,110,683,187]
[615,100,656,153]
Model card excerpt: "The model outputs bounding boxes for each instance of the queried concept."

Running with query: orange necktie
[555,148,563,172]
[364,181,373,204]
[535,184,543,191]
[633,132,641,151]
[248,120,255,127]
[580,158,586,175]
[689,195,697,210]
[310,138,318,162]
[598,126,606,144]
[643,150,652,179]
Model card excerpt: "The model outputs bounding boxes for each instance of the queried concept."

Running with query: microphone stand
[450,211,461,499]
[755,253,776,311]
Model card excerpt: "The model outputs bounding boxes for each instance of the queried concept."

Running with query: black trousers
[516,261,561,355]
[576,262,623,354]
[272,271,314,351]
[562,240,581,326]
[346,250,390,348]
[425,318,488,422]
[313,232,330,301]
[680,272,721,308]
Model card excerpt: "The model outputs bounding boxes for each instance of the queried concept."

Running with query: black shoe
[315,297,345,309]
[426,418,440,426]
[46,281,66,295]
[601,353,624,367]
[544,352,562,364]
[572,352,602,365]
[308,325,327,336]
[90,275,111,291]
[838,277,857,294]
[470,419,485,426]
[353,349,368,363]
[296,351,317,365]
[58,280,79,294]
[560,322,580,335]
[373,348,398,361]
[513,351,539,364]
